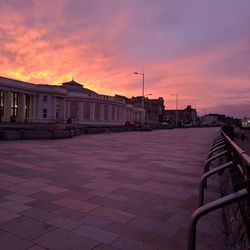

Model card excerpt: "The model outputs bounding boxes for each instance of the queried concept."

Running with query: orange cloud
[0,1,249,117]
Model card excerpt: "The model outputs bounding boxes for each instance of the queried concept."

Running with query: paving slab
[33,228,100,250]
[0,231,33,250]
[0,216,56,241]
[0,128,227,249]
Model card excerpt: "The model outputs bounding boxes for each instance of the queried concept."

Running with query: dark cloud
[0,0,249,117]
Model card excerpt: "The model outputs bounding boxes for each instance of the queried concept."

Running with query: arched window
[0,90,4,121]
[95,103,100,120]
[70,101,78,119]
[83,102,90,120]
[104,104,109,120]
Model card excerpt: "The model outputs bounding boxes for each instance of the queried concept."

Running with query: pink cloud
[0,0,249,117]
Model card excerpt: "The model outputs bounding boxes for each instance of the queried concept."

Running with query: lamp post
[144,94,152,124]
[171,93,178,127]
[134,71,145,126]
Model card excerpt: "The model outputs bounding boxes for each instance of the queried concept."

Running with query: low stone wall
[0,124,178,140]
[0,129,72,140]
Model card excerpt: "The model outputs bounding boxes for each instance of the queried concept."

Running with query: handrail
[221,130,249,163]
[188,188,249,250]
[188,129,250,250]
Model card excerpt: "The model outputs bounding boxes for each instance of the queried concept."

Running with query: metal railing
[187,130,250,250]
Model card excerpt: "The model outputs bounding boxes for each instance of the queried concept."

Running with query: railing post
[207,144,226,158]
[188,188,249,250]
[199,161,234,207]
[204,150,229,173]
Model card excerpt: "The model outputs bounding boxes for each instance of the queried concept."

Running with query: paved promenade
[0,128,226,250]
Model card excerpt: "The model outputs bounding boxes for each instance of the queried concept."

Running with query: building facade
[201,114,226,126]
[0,76,144,125]
[115,95,165,124]
[162,105,197,126]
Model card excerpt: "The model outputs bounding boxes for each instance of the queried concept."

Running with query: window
[11,92,18,117]
[83,102,90,120]
[25,95,30,118]
[56,103,60,119]
[43,108,47,119]
[104,104,109,120]
[0,90,4,118]
[111,105,115,120]
[70,102,78,119]
[94,103,100,120]
[43,95,47,102]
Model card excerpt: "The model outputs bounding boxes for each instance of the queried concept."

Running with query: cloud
[0,0,249,118]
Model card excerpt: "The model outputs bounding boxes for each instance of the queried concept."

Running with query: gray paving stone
[21,207,57,221]
[1,216,56,240]
[105,222,151,241]
[51,207,87,221]
[73,224,119,244]
[28,200,61,212]
[46,216,81,231]
[79,214,112,229]
[0,231,33,250]
[0,200,31,212]
[30,191,62,202]
[144,232,185,250]
[0,207,20,223]
[112,236,157,250]
[54,197,98,213]
[28,245,48,250]
[90,206,137,224]
[128,216,181,238]
[33,228,99,250]
[5,193,35,204]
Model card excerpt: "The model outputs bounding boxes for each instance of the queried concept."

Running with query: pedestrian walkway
[0,127,226,249]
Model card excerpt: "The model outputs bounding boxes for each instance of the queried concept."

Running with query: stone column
[108,105,112,121]
[52,96,57,122]
[2,90,12,122]
[63,98,67,122]
[16,93,25,122]
[67,101,71,119]
[36,94,43,121]
[31,95,37,121]
[114,106,117,121]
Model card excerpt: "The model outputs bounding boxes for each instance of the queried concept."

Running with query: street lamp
[171,93,178,127]
[134,71,145,126]
[144,94,152,124]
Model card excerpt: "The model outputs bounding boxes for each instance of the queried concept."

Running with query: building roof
[61,80,97,94]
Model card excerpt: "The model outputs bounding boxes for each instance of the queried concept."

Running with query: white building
[0,76,144,125]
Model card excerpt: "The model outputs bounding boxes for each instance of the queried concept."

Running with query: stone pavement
[0,127,227,250]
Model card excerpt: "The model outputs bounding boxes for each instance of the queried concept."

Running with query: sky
[0,0,249,117]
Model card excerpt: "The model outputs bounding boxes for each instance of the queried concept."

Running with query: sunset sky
[0,0,249,117]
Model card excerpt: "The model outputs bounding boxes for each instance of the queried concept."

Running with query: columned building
[0,76,144,125]
[115,95,165,124]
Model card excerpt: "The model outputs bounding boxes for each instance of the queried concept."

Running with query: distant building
[242,118,250,129]
[0,76,144,125]
[115,95,165,124]
[201,114,226,126]
[162,105,197,126]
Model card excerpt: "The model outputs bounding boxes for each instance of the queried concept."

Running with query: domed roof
[62,79,97,94]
